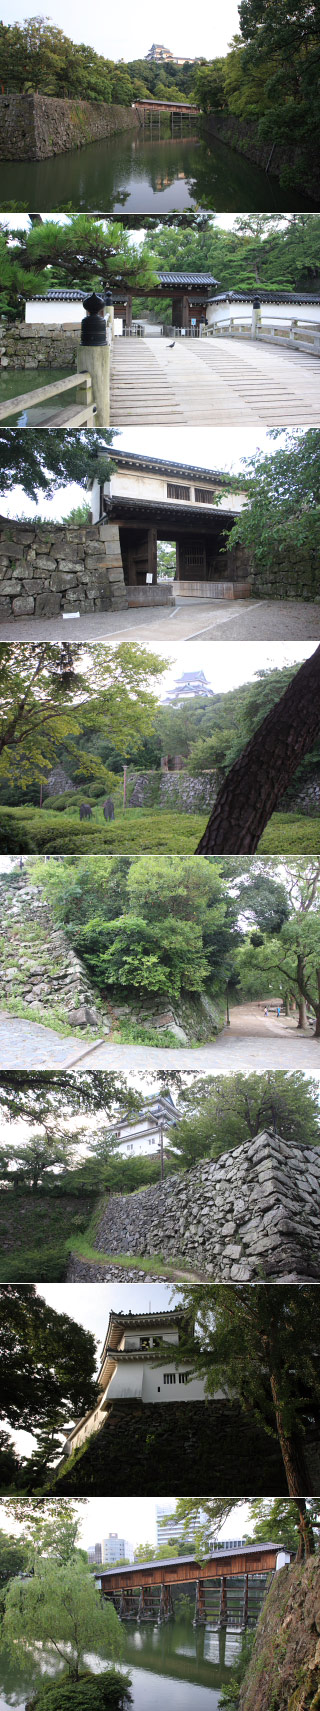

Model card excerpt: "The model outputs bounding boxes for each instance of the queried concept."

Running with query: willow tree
[196,646,320,852]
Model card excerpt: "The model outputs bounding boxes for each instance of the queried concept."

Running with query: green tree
[173,1495,318,1560]
[228,432,320,587]
[0,1285,96,1437]
[0,642,165,796]
[0,429,114,498]
[172,1070,320,1168]
[2,1556,123,1682]
[0,1525,28,1584]
[1,1498,86,1565]
[176,1286,320,1502]
[0,216,157,319]
[247,1497,320,1555]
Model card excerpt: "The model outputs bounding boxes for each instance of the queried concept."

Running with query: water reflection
[0,131,314,212]
[0,1620,245,1711]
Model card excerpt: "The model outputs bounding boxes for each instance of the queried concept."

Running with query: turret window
[163,1372,176,1384]
[194,488,215,504]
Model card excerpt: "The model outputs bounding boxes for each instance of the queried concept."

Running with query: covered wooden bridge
[98,1541,285,1628]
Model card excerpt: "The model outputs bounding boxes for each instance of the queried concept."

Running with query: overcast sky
[0,1494,251,1551]
[0,429,291,523]
[0,1,241,66]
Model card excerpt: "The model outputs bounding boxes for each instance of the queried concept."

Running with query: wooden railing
[0,371,94,425]
[207,317,320,357]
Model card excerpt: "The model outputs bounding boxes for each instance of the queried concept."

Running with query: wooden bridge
[0,371,94,426]
[98,1542,285,1628]
[133,98,199,134]
[133,99,199,115]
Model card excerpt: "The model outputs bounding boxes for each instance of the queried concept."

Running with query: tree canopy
[0,642,166,796]
[0,429,115,498]
[0,1284,96,1438]
[176,1285,320,1498]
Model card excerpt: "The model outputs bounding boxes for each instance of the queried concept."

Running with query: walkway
[0,598,319,643]
[0,1007,317,1072]
[0,1012,99,1069]
[110,336,320,425]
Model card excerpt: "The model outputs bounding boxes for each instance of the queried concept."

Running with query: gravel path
[0,599,319,643]
[0,1012,93,1068]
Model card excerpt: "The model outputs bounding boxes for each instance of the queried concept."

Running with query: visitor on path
[264,1007,269,1017]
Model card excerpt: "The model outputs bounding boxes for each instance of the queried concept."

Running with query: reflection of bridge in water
[98,1542,285,1630]
[133,99,200,137]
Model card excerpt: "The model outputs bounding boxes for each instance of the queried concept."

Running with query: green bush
[0,1243,69,1282]
[27,1667,133,1710]
[0,813,37,852]
[259,814,320,854]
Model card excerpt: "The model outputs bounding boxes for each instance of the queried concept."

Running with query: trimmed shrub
[27,1667,133,1710]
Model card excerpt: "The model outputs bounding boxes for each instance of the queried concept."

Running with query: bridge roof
[98,1542,280,1579]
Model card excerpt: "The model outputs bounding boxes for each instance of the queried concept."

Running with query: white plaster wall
[117,1135,162,1156]
[207,300,320,328]
[26,301,84,324]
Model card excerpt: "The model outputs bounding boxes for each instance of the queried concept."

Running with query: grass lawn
[1,802,319,854]
[69,1237,202,1282]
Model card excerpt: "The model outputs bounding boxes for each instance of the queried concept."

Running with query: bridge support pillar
[219,1577,228,1629]
[158,1583,174,1624]
[194,1578,206,1626]
[241,1574,249,1630]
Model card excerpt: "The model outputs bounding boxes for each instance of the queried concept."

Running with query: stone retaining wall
[0,93,139,160]
[0,520,128,620]
[0,875,109,1034]
[203,111,320,203]
[94,1130,320,1281]
[0,321,78,371]
[128,769,219,813]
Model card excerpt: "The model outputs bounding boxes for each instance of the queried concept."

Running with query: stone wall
[250,555,320,602]
[53,1398,287,1496]
[0,874,110,1035]
[239,1558,320,1711]
[0,321,78,371]
[0,520,128,621]
[94,1130,320,1281]
[128,769,219,813]
[0,93,139,160]
[203,111,320,203]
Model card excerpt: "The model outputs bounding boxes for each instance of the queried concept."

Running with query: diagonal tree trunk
[196,645,320,853]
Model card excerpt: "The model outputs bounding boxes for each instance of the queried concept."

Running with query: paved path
[0,1008,317,1072]
[111,336,320,425]
[0,1012,95,1069]
[0,598,319,644]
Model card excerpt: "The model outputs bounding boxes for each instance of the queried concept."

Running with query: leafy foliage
[28,1671,133,1711]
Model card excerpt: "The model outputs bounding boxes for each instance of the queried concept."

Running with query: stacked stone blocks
[0,521,128,620]
[94,1131,320,1281]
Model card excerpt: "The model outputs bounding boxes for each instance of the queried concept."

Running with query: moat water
[0,128,313,211]
[0,1620,244,1709]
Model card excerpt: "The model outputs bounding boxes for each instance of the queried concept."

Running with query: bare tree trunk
[269,1373,313,1496]
[294,1500,315,1560]
[196,646,320,853]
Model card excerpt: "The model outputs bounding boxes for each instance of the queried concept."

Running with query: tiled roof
[209,290,320,305]
[111,449,225,483]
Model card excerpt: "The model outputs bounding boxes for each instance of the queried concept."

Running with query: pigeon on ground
[168,341,175,348]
